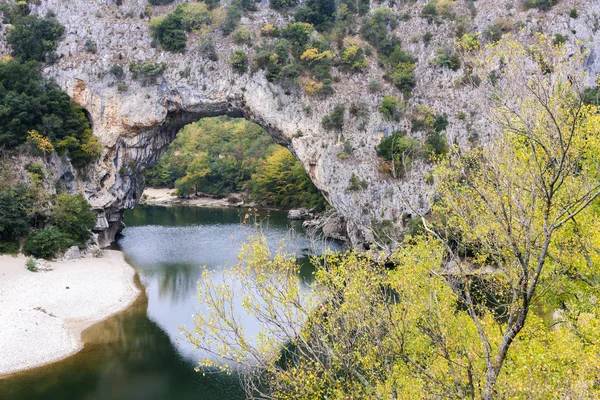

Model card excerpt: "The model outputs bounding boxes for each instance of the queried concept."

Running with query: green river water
[0,205,342,400]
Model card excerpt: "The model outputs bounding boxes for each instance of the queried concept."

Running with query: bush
[421,1,438,20]
[7,14,64,62]
[423,31,432,45]
[570,8,578,18]
[553,33,567,45]
[229,50,248,73]
[180,2,210,31]
[423,130,448,158]
[362,8,399,57]
[233,26,253,45]
[222,6,241,36]
[270,0,297,11]
[391,62,416,93]
[340,45,369,72]
[582,87,600,105]
[0,184,32,248]
[84,39,97,53]
[149,14,187,52]
[26,257,37,272]
[49,193,96,248]
[293,0,335,31]
[322,104,345,131]
[432,47,460,71]
[129,61,166,85]
[200,39,218,61]
[523,0,558,10]
[23,226,71,259]
[148,0,174,5]
[376,131,420,178]
[110,64,124,77]
[379,96,402,121]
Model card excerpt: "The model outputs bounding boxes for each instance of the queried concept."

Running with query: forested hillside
[145,117,326,208]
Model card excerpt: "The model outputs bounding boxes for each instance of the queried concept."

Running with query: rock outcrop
[1,0,598,249]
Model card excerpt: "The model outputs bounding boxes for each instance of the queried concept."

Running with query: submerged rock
[287,208,314,220]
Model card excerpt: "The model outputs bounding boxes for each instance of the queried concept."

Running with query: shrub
[570,8,578,18]
[229,50,248,73]
[148,0,174,5]
[270,0,297,11]
[423,31,433,45]
[222,6,241,36]
[49,193,96,248]
[180,2,210,31]
[391,62,416,93]
[421,1,438,20]
[84,39,97,53]
[233,26,253,45]
[0,184,32,248]
[293,0,335,31]
[23,226,71,259]
[149,14,187,52]
[110,64,124,77]
[322,104,345,131]
[200,39,218,61]
[369,80,382,92]
[362,8,399,57]
[7,14,64,62]
[26,258,37,272]
[379,96,402,121]
[0,240,20,255]
[423,130,448,158]
[129,61,166,85]
[582,87,600,105]
[523,0,558,10]
[340,45,369,72]
[553,33,567,45]
[376,131,420,178]
[432,47,460,70]
[347,173,368,190]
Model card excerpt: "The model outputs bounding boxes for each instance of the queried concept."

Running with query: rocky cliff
[1,0,598,249]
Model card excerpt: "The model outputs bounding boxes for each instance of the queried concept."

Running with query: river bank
[0,250,140,376]
[140,187,253,208]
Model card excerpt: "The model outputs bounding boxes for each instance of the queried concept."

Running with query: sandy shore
[140,187,252,208]
[0,250,140,376]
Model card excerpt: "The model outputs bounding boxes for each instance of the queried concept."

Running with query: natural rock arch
[4,0,597,249]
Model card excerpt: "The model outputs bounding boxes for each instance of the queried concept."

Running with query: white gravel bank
[0,250,140,375]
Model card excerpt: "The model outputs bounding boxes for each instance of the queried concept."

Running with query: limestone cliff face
[1,0,599,248]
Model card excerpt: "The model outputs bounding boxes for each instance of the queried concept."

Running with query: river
[0,205,342,400]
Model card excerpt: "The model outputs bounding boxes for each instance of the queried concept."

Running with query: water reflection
[119,206,342,361]
[0,280,245,400]
[0,205,342,400]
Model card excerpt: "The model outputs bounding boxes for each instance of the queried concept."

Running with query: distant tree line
[145,117,326,209]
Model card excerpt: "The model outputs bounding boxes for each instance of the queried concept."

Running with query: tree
[423,36,600,398]
[175,153,210,197]
[49,193,96,248]
[7,14,64,62]
[183,36,600,399]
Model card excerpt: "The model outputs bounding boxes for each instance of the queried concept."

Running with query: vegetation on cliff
[0,7,100,167]
[0,165,96,258]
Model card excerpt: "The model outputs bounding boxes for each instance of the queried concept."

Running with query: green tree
[251,147,326,208]
[23,226,72,259]
[49,193,96,248]
[7,14,64,62]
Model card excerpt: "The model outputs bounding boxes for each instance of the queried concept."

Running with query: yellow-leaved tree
[182,36,600,399]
